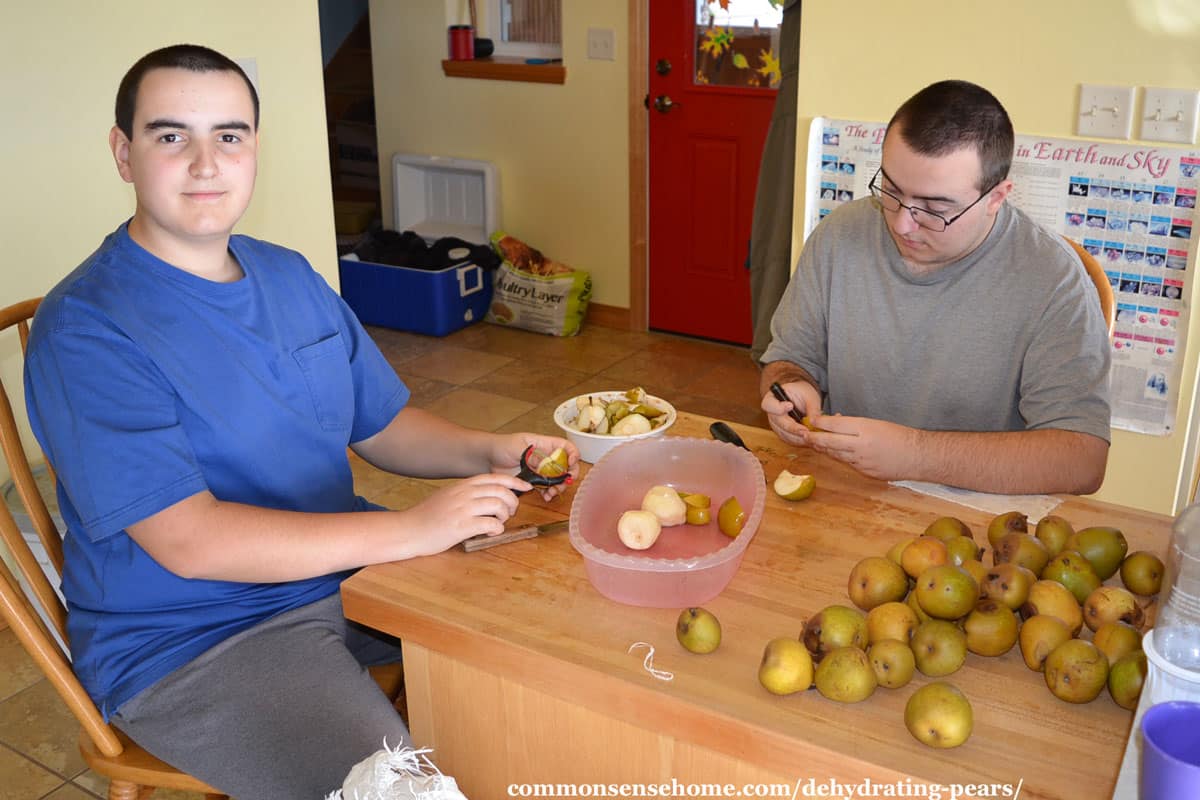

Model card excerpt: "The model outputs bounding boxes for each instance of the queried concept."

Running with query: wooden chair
[1063,237,1115,335]
[0,298,405,798]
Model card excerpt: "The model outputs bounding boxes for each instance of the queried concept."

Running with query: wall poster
[805,117,1200,436]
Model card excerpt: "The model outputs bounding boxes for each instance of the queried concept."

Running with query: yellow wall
[791,0,1200,514]
[0,1,335,482]
[369,1,631,307]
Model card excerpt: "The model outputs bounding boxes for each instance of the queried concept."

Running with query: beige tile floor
[0,321,765,798]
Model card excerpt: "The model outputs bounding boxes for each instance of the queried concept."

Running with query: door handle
[653,95,680,113]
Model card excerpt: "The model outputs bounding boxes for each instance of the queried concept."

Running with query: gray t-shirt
[761,198,1111,442]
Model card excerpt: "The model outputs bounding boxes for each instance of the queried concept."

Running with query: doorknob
[653,95,680,113]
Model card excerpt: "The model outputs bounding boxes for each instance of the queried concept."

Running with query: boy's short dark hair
[115,44,260,138]
[887,80,1014,192]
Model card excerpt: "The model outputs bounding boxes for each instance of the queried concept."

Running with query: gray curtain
[748,0,800,362]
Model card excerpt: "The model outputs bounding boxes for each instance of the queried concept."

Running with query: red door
[648,2,780,345]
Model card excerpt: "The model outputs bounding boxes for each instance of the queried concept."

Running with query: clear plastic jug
[1157,503,1200,670]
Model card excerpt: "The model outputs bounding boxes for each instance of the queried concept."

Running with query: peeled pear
[535,447,570,477]
[611,413,652,436]
[617,510,661,550]
[641,485,687,527]
[774,470,816,501]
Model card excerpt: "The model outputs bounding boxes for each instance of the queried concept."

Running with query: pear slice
[535,447,570,477]
[774,470,816,501]
[610,413,651,436]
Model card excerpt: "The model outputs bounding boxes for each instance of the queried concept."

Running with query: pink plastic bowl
[568,437,766,607]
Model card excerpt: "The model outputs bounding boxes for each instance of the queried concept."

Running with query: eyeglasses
[868,168,997,232]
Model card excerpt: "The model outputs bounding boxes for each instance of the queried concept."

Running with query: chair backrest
[0,297,125,758]
[1063,237,1115,336]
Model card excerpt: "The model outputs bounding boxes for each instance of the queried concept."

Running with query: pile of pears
[746,512,1160,750]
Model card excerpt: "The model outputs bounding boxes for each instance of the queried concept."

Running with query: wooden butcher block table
[341,412,1171,800]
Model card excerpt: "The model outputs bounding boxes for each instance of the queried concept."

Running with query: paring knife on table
[461,519,569,552]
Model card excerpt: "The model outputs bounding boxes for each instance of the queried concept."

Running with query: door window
[694,0,783,89]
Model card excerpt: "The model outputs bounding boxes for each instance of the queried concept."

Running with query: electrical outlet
[1140,87,1200,144]
[1077,84,1135,139]
[587,27,615,61]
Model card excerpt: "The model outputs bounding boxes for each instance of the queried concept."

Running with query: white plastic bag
[325,742,467,800]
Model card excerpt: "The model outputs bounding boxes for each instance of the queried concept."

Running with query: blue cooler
[338,254,492,337]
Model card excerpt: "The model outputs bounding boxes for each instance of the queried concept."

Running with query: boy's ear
[109,126,134,184]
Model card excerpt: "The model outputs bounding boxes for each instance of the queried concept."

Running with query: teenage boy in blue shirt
[24,43,578,799]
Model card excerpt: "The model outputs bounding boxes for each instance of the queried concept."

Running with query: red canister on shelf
[448,25,475,60]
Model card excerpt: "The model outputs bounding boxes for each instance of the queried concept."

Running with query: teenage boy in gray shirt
[760,80,1110,495]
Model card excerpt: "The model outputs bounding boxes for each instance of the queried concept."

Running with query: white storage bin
[391,153,499,245]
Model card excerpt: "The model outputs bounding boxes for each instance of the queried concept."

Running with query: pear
[914,565,979,620]
[685,505,711,525]
[716,496,746,538]
[1034,515,1075,557]
[534,446,570,477]
[907,589,933,624]
[866,601,919,644]
[1120,551,1165,596]
[1021,579,1084,636]
[1108,651,1148,710]
[610,412,652,436]
[814,646,877,703]
[958,558,989,591]
[993,532,1050,576]
[923,516,973,543]
[1019,614,1072,671]
[905,682,973,748]
[981,563,1037,610]
[901,537,949,579]
[617,510,662,550]
[1041,550,1102,604]
[802,605,868,662]
[676,607,721,654]
[910,620,967,677]
[1092,621,1142,665]
[1044,639,1109,703]
[1065,526,1128,581]
[987,511,1028,549]
[963,599,1020,657]
[773,470,816,501]
[641,485,687,527]
[757,638,814,695]
[847,557,909,611]
[1083,586,1145,632]
[887,537,915,567]
[868,639,916,689]
[944,535,982,567]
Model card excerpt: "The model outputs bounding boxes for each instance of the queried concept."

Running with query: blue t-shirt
[24,224,408,718]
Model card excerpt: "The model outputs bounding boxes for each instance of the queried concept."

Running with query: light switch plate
[1141,87,1200,144]
[1077,84,1135,139]
[587,27,615,60]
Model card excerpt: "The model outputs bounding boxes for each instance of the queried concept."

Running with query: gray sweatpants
[112,592,410,799]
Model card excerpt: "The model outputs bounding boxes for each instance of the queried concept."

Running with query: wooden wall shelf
[441,57,565,84]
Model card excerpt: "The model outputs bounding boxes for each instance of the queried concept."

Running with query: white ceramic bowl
[553,390,676,464]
